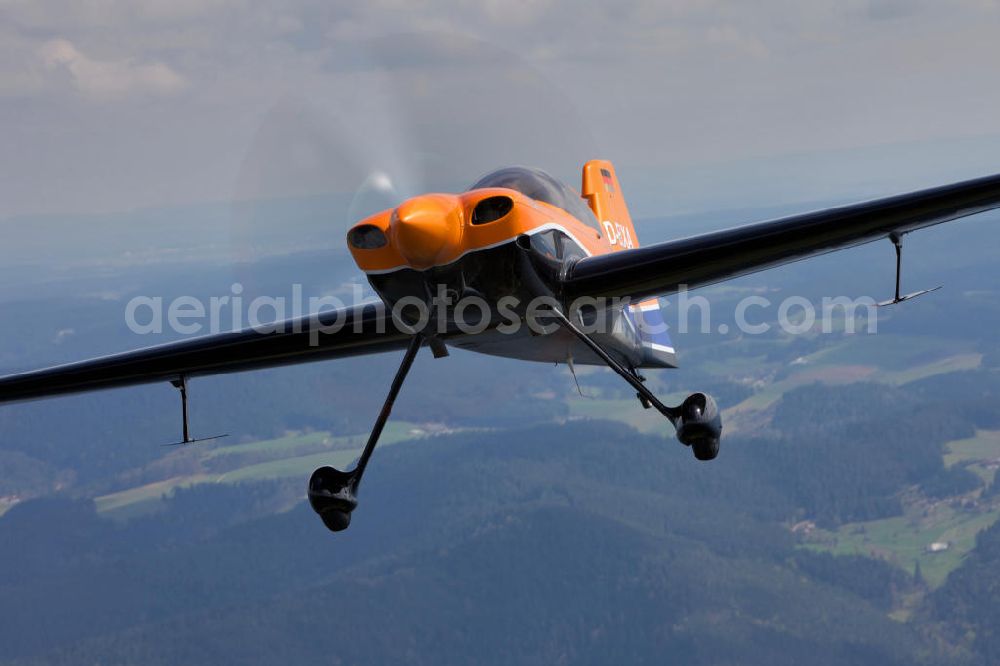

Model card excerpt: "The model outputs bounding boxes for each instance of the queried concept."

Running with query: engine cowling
[675,392,722,461]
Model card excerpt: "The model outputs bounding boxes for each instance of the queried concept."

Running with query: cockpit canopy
[469,166,601,234]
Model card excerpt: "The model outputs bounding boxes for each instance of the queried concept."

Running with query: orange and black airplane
[2,160,1000,531]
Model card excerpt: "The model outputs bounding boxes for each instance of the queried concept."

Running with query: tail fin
[581,159,639,249]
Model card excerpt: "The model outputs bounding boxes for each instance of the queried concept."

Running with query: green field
[728,362,874,412]
[944,429,1000,467]
[95,423,435,520]
[566,396,683,434]
[810,334,971,371]
[217,447,362,483]
[802,499,1000,589]
[205,422,424,460]
[95,474,217,521]
[205,430,344,459]
[944,429,1000,485]
[883,353,982,385]
[696,352,771,377]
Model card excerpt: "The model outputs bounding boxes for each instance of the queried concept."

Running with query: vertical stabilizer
[581,159,639,251]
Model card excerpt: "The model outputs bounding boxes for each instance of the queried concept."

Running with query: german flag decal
[601,168,613,193]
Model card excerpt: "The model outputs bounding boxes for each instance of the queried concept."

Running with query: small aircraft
[2,160,999,532]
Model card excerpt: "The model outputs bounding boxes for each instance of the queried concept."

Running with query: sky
[2,0,1000,220]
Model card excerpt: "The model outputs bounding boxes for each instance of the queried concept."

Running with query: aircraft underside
[368,234,678,369]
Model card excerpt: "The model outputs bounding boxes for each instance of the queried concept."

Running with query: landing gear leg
[545,308,679,425]
[546,306,722,460]
[308,334,423,532]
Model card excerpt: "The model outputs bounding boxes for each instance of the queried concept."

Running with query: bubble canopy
[469,166,601,234]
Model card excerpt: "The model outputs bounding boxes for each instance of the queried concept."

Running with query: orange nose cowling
[391,194,463,269]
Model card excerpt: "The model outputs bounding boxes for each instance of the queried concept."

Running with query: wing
[0,302,408,404]
[561,173,1000,302]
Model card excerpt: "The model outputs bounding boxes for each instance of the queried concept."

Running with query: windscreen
[470,166,601,234]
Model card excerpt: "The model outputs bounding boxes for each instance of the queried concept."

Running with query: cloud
[0,0,999,218]
[38,38,186,99]
[51,328,75,344]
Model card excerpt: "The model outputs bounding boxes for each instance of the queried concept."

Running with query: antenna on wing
[162,375,228,446]
[877,232,942,307]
